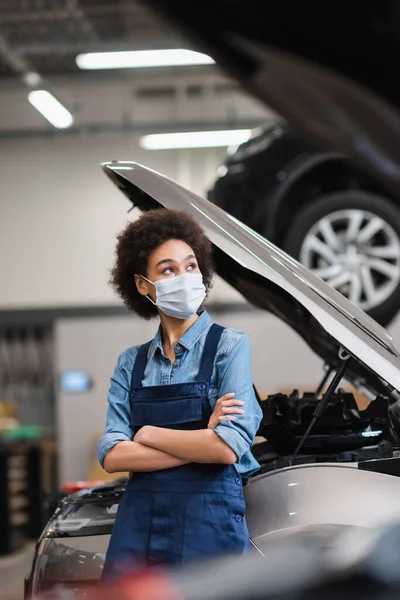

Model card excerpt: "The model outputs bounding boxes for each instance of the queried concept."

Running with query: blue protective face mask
[141,273,206,319]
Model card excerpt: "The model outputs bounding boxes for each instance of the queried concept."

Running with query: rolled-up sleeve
[214,333,262,461]
[97,352,133,467]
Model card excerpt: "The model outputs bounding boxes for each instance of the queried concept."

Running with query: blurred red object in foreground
[19,570,180,600]
[61,480,106,495]
[94,571,180,600]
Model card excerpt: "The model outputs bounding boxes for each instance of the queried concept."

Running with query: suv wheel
[283,191,400,326]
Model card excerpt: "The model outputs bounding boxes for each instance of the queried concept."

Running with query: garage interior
[2,2,400,599]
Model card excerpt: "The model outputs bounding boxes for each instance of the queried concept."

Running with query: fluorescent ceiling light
[140,129,252,150]
[76,48,214,70]
[28,90,74,129]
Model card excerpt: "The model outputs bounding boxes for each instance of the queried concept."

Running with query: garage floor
[0,544,35,599]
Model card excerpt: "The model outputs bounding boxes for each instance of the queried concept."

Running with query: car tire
[282,191,400,326]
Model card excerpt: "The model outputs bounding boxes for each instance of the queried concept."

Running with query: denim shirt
[97,311,263,478]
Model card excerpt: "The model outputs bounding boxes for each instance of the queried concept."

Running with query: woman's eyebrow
[156,257,176,267]
[155,255,195,267]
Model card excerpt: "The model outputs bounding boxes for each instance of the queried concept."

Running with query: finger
[218,415,237,421]
[221,399,244,407]
[217,393,235,404]
[221,407,245,415]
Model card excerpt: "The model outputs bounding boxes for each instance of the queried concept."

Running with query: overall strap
[130,341,152,391]
[196,324,225,383]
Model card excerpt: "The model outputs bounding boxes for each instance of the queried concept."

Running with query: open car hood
[102,161,400,396]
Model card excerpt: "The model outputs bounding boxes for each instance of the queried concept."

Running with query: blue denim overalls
[103,324,249,576]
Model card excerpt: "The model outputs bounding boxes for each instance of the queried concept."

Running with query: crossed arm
[100,334,260,473]
[104,434,233,473]
[103,439,189,473]
[103,390,243,472]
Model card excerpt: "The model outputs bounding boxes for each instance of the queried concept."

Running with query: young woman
[98,209,263,577]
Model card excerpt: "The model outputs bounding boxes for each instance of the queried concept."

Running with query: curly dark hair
[109,209,214,319]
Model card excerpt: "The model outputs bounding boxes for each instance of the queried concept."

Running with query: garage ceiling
[0,0,190,80]
[0,2,271,136]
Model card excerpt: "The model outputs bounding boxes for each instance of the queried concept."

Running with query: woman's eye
[187,263,197,271]
[163,267,174,275]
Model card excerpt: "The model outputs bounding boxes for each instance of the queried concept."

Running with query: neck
[159,312,199,353]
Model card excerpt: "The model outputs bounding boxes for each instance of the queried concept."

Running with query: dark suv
[208,119,400,326]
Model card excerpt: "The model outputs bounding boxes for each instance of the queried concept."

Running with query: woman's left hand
[207,393,245,430]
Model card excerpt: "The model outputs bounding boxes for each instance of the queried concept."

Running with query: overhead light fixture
[23,71,42,87]
[75,48,214,70]
[139,129,252,150]
[28,90,74,129]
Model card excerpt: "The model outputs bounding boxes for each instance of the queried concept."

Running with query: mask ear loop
[146,295,157,306]
[139,275,157,306]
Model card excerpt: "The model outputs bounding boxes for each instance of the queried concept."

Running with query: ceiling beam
[0,69,232,90]
[0,9,72,23]
[0,3,161,23]
[64,0,99,41]
[0,30,43,86]
[0,31,30,74]
[0,118,263,140]
[0,1,98,87]
[13,38,185,56]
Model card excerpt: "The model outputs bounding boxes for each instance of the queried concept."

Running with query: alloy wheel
[299,209,400,310]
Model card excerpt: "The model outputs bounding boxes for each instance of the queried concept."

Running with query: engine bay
[253,386,400,475]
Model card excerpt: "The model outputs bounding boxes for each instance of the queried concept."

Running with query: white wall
[0,134,245,309]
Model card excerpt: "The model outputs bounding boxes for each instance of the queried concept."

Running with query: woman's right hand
[207,393,245,430]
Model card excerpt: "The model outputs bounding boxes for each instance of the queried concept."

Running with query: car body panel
[209,121,354,242]
[30,535,107,592]
[245,463,400,551]
[263,152,347,239]
[208,121,347,242]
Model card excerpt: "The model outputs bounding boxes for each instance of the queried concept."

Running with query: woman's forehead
[149,239,195,264]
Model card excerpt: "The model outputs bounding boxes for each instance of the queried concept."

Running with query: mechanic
[98,208,262,577]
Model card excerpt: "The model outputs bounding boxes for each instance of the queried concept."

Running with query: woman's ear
[134,274,150,297]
